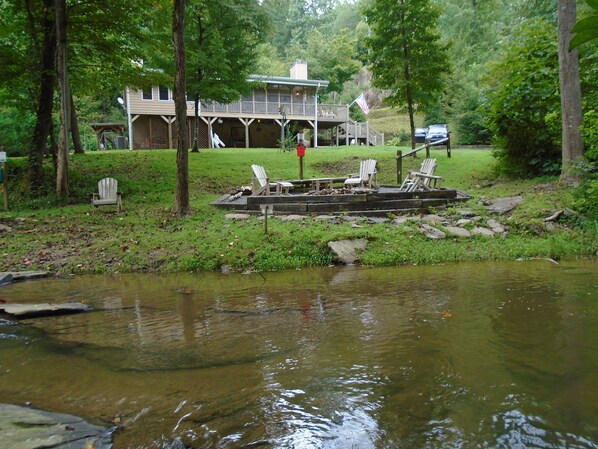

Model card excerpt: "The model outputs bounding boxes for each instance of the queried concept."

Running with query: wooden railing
[395,137,451,183]
[200,99,349,120]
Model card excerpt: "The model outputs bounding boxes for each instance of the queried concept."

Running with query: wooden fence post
[425,141,430,158]
[396,150,403,184]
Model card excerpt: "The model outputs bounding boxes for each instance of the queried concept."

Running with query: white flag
[355,93,369,114]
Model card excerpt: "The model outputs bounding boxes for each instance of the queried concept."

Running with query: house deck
[211,184,471,216]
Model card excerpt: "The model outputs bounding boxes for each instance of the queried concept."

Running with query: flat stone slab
[0,303,92,318]
[328,238,368,264]
[420,224,446,240]
[486,196,523,214]
[0,273,13,286]
[0,403,112,449]
[224,213,251,220]
[444,226,472,238]
[471,227,496,237]
[0,271,53,283]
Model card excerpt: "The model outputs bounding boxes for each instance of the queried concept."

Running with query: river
[1,259,597,448]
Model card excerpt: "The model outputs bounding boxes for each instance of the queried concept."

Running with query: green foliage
[570,0,598,49]
[364,0,449,115]
[582,110,598,162]
[572,159,598,220]
[484,19,561,177]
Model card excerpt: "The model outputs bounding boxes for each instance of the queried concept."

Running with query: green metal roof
[249,74,329,89]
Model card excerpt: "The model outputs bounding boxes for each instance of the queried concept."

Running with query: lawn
[1,146,595,274]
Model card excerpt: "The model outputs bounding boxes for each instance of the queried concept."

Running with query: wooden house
[126,61,384,150]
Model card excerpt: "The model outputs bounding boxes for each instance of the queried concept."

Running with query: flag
[355,93,369,115]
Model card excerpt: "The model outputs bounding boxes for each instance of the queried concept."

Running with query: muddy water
[1,260,597,448]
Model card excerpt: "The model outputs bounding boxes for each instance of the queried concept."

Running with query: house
[126,60,384,150]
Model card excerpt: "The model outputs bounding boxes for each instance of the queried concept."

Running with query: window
[142,87,153,100]
[158,86,170,101]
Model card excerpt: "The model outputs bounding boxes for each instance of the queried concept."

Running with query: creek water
[1,260,597,449]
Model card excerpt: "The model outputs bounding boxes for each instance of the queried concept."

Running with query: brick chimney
[290,59,308,80]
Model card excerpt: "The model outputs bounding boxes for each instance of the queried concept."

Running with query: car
[425,124,448,142]
[414,127,428,143]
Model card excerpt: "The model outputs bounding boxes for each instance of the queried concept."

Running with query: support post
[396,150,403,184]
[425,141,430,158]
[447,132,451,158]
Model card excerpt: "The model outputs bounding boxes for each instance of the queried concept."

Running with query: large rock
[328,238,368,264]
[0,403,113,449]
[471,227,496,237]
[444,226,472,238]
[2,271,53,282]
[486,196,523,214]
[0,302,91,318]
[420,224,446,240]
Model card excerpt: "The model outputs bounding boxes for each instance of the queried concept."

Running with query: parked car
[414,127,428,143]
[425,124,448,142]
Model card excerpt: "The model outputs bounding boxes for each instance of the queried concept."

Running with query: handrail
[395,136,451,183]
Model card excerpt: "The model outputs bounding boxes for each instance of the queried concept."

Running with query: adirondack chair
[344,159,378,189]
[92,177,123,212]
[251,164,294,196]
[400,158,443,192]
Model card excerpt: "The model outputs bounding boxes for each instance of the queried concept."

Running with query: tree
[182,0,267,152]
[364,0,449,148]
[558,0,584,182]
[172,0,190,215]
[55,0,69,197]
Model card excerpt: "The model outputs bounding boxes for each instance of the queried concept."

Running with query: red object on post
[296,141,306,158]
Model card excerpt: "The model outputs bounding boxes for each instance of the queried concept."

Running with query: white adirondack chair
[344,159,378,189]
[251,165,294,196]
[92,177,123,212]
[400,158,443,192]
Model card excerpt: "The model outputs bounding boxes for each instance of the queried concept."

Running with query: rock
[0,403,112,449]
[341,216,364,223]
[0,302,92,318]
[0,273,12,286]
[224,213,251,220]
[456,219,473,227]
[486,196,523,214]
[0,224,12,232]
[486,218,502,228]
[444,226,472,238]
[392,216,409,225]
[471,227,495,237]
[327,238,368,264]
[421,214,444,223]
[420,224,446,239]
[367,217,390,224]
[314,215,337,221]
[457,209,475,218]
[491,226,506,234]
[280,214,306,221]
[2,271,52,282]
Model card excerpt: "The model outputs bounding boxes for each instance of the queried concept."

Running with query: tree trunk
[558,0,584,183]
[55,0,69,197]
[70,91,84,154]
[191,94,200,152]
[172,0,191,215]
[28,0,56,193]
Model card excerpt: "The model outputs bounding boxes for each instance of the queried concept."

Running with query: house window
[142,87,153,100]
[158,86,170,101]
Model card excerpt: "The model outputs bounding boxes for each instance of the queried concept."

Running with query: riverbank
[1,147,596,274]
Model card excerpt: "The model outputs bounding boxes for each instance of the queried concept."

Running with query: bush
[484,19,561,177]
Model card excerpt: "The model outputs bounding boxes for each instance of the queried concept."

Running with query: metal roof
[249,74,329,88]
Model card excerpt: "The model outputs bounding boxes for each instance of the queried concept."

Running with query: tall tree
[364,0,449,148]
[558,0,584,182]
[55,0,69,197]
[183,0,267,152]
[172,0,190,215]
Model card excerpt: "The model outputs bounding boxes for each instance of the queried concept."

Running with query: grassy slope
[1,146,595,274]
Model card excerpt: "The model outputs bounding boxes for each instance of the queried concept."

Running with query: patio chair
[92,177,123,212]
[344,159,378,189]
[400,158,443,192]
[251,164,294,196]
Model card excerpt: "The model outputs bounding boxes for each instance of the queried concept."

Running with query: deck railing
[200,99,349,120]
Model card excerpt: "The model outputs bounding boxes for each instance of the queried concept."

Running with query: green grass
[1,147,596,274]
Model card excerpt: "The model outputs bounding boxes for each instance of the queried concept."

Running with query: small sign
[0,152,6,162]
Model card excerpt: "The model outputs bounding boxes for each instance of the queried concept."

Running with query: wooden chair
[400,158,443,192]
[92,177,123,212]
[344,159,378,189]
[251,164,293,196]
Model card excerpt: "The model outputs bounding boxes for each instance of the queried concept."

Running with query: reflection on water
[1,260,597,448]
